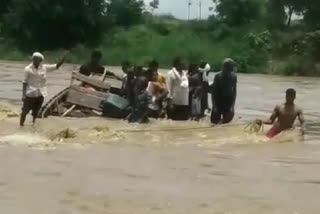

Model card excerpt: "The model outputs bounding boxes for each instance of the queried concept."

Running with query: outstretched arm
[45,55,66,72]
[56,55,66,69]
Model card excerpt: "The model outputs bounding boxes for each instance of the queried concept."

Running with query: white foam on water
[0,133,50,147]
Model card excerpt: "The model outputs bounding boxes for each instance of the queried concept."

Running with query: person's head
[286,88,296,104]
[136,76,148,91]
[173,57,185,71]
[222,58,234,73]
[90,50,102,65]
[32,52,44,68]
[151,70,159,82]
[121,60,132,74]
[149,60,159,72]
[134,65,144,77]
[188,63,199,74]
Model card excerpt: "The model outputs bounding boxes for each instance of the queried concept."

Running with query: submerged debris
[0,105,19,120]
[50,128,77,141]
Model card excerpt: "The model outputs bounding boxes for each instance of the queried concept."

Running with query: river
[0,60,320,213]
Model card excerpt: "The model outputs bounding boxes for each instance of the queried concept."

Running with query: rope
[116,122,246,133]
[244,121,264,133]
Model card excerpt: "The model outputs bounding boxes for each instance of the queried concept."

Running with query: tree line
[0,0,319,50]
[0,0,319,76]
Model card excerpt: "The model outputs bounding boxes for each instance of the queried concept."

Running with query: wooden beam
[61,105,76,117]
[71,71,111,90]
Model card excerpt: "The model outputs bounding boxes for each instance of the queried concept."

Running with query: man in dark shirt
[211,58,237,124]
[79,50,116,78]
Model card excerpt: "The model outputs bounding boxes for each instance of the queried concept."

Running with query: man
[256,88,305,138]
[127,76,151,123]
[211,58,237,124]
[146,70,168,118]
[79,50,117,78]
[21,52,65,126]
[167,57,189,121]
[188,63,202,121]
[199,61,211,116]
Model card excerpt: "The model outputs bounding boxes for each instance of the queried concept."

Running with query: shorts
[22,96,44,117]
[266,126,282,138]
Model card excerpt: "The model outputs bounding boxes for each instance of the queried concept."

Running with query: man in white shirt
[166,58,189,121]
[20,52,65,126]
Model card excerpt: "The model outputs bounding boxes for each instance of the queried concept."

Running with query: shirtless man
[257,88,305,138]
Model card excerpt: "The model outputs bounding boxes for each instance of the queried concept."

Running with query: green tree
[304,1,320,29]
[0,0,11,20]
[3,0,108,50]
[267,0,305,28]
[213,0,265,26]
[149,0,159,13]
[107,0,145,28]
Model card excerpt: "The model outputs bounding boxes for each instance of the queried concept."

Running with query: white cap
[32,52,44,60]
[199,63,211,73]
[223,58,234,65]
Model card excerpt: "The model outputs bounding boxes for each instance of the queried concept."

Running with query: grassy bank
[0,18,319,76]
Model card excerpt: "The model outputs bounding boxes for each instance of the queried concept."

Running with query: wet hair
[149,60,159,69]
[286,88,296,96]
[173,57,182,68]
[91,50,102,59]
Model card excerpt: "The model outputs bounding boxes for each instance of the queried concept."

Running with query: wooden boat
[38,71,123,118]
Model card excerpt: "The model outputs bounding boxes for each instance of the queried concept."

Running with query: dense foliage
[0,0,319,75]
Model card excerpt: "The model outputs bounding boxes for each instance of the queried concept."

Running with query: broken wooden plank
[66,86,109,111]
[71,71,111,90]
[61,105,76,117]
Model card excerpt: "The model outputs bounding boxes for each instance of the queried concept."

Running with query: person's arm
[56,55,66,69]
[261,106,279,125]
[298,109,306,135]
[232,75,237,109]
[45,56,66,72]
[79,64,88,75]
[166,72,173,99]
[22,69,29,101]
[157,83,169,100]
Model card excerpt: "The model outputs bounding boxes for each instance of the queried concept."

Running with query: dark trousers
[21,96,44,122]
[198,81,209,116]
[210,96,234,124]
[168,105,190,121]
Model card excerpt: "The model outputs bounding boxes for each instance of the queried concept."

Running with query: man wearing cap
[20,52,65,126]
[211,58,237,124]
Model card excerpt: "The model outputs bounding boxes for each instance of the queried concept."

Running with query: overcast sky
[144,0,214,20]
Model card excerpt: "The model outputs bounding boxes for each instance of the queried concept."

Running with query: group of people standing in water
[119,57,237,125]
[20,50,305,138]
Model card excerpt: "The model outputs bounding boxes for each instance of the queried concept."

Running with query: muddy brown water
[0,60,320,213]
